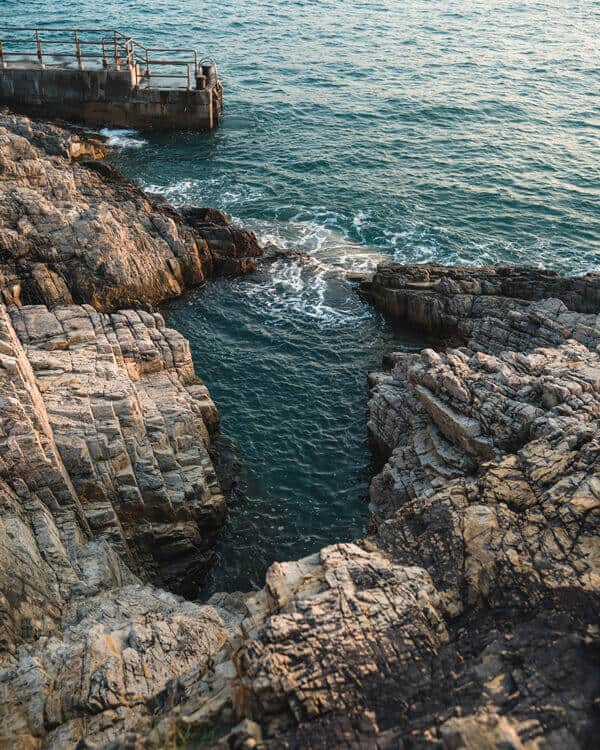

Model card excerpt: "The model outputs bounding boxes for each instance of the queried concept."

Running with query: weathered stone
[1,115,599,750]
[0,113,262,310]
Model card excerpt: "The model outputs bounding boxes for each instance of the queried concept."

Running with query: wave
[243,216,386,274]
[99,128,147,149]
[141,178,202,202]
[244,257,371,327]
[139,178,265,209]
[237,217,384,326]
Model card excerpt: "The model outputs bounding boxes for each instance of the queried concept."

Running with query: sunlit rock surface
[0,116,598,749]
[77,263,598,750]
[0,112,261,310]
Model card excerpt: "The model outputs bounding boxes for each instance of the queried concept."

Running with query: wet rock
[183,207,262,276]
[182,206,231,227]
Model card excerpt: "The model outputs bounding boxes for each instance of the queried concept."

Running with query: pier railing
[0,27,217,91]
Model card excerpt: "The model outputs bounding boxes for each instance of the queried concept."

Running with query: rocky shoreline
[0,114,598,749]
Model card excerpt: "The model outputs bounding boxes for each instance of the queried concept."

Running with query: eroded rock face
[363,264,600,748]
[7,303,225,595]
[1,113,599,749]
[91,259,600,750]
[0,301,232,748]
[2,584,228,749]
[363,261,600,335]
[160,266,600,750]
[0,112,261,310]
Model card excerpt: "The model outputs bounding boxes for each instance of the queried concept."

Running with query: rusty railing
[0,27,218,91]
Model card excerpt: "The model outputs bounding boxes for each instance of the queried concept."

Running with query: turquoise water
[165,275,424,593]
[9,0,600,592]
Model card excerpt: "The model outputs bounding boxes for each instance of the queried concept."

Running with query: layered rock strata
[11,262,592,750]
[171,264,598,749]
[0,112,261,310]
[1,111,599,750]
[361,263,600,747]
[0,299,231,746]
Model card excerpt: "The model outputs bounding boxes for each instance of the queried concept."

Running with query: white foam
[244,257,370,327]
[244,217,385,274]
[140,179,202,204]
[136,180,385,323]
[229,215,384,325]
[99,128,147,149]
[139,178,264,209]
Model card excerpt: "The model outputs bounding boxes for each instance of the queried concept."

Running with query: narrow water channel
[164,260,425,595]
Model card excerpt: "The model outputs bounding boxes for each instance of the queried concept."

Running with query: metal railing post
[187,63,191,91]
[145,48,150,78]
[74,30,83,70]
[101,38,108,68]
[35,29,44,68]
[0,40,5,69]
[126,37,135,68]
[113,30,120,70]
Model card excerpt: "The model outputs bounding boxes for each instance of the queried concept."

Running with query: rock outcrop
[1,112,599,750]
[0,112,261,310]
[167,264,598,750]
[31,262,594,750]
[0,300,231,747]
[362,263,600,748]
[363,261,600,335]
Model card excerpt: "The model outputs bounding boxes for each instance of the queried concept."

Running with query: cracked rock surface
[1,114,599,750]
[60,263,599,750]
[0,300,229,747]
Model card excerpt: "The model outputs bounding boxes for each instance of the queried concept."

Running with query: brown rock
[0,113,262,311]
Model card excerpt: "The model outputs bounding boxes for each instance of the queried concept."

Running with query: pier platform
[0,27,222,130]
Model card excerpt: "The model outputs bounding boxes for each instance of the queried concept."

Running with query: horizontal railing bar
[1,54,197,66]
[144,47,197,53]
[144,73,189,78]
[143,59,194,66]
[1,50,109,56]
[0,39,118,46]
[0,56,106,63]
[0,27,127,35]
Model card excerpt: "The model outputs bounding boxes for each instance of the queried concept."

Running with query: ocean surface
[9,0,600,593]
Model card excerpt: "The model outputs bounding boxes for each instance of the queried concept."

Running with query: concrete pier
[0,27,222,130]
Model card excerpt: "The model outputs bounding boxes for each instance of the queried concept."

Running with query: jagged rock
[235,543,448,729]
[5,303,226,595]
[182,206,262,276]
[1,585,227,749]
[2,112,600,750]
[363,263,600,747]
[0,113,261,310]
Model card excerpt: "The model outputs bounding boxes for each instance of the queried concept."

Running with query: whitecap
[139,179,203,204]
[99,128,147,149]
